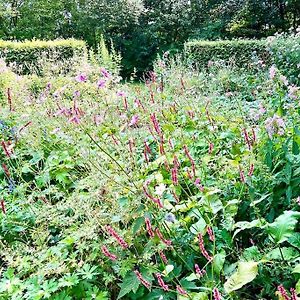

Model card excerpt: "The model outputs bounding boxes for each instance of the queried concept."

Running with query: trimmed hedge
[185,37,300,82]
[185,39,269,68]
[0,39,86,75]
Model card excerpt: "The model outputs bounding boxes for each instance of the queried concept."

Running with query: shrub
[185,39,269,68]
[0,39,87,75]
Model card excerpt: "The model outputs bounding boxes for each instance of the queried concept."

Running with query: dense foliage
[1,0,300,76]
[0,39,86,75]
[0,42,300,299]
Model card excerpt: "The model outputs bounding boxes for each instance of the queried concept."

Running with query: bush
[0,39,87,75]
[267,34,300,83]
[185,39,269,68]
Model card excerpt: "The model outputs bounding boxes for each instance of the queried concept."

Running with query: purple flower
[117,90,126,97]
[265,115,285,138]
[129,115,139,127]
[165,213,176,223]
[97,79,106,88]
[74,90,81,98]
[288,85,299,100]
[75,73,87,83]
[100,67,111,78]
[269,65,276,79]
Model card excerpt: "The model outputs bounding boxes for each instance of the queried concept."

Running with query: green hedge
[185,39,269,68]
[0,39,86,75]
[185,37,300,82]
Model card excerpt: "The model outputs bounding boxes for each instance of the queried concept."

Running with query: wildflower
[100,67,111,78]
[74,90,81,98]
[265,115,285,138]
[145,217,155,238]
[156,228,172,246]
[209,142,214,154]
[213,287,222,300]
[105,225,128,249]
[176,285,188,296]
[101,245,117,261]
[173,155,180,168]
[195,264,206,277]
[207,226,215,242]
[195,178,204,192]
[2,163,10,177]
[198,233,212,261]
[269,65,276,79]
[239,166,245,183]
[134,270,151,289]
[288,85,299,100]
[155,273,169,291]
[117,90,126,97]
[129,115,139,127]
[1,200,6,214]
[248,163,254,177]
[171,191,180,203]
[277,285,290,300]
[251,127,257,144]
[159,140,165,155]
[75,73,87,82]
[165,213,176,223]
[144,140,152,154]
[279,75,288,86]
[168,138,174,150]
[97,79,106,88]
[150,113,161,135]
[69,116,80,124]
[7,88,13,111]
[184,145,195,177]
[159,250,168,264]
[290,288,297,300]
[243,128,251,150]
[128,138,135,154]
[143,185,163,208]
[1,141,11,158]
[171,168,178,186]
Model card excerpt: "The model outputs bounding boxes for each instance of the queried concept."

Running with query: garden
[0,1,300,300]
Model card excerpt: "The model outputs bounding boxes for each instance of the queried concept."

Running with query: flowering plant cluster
[0,53,299,300]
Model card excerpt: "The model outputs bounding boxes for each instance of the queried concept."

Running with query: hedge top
[0,39,86,50]
[185,39,266,48]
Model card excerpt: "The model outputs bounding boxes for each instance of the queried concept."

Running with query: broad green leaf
[163,265,174,276]
[117,272,140,299]
[212,252,226,275]
[233,219,262,238]
[185,273,198,282]
[190,217,206,234]
[292,264,300,274]
[178,292,208,300]
[266,247,299,260]
[288,233,300,248]
[224,261,259,293]
[267,211,300,244]
[296,280,300,294]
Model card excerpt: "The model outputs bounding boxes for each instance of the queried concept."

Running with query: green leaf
[267,211,300,244]
[212,252,226,275]
[117,272,140,299]
[224,261,259,293]
[132,217,145,235]
[292,264,300,274]
[233,219,262,238]
[266,247,299,260]
[288,233,300,248]
[190,217,206,234]
[178,292,208,300]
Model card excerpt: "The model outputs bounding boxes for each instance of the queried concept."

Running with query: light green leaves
[267,211,300,244]
[224,261,259,293]
[117,272,140,299]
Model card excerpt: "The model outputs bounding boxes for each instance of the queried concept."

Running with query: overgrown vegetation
[0,34,299,299]
[1,0,300,76]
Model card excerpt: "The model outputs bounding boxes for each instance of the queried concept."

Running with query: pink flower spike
[198,233,212,261]
[105,225,128,249]
[129,115,139,127]
[134,270,151,289]
[1,200,6,214]
[209,142,214,154]
[101,245,117,261]
[207,226,215,242]
[155,273,169,291]
[277,285,290,300]
[159,250,168,264]
[213,287,222,300]
[176,285,188,296]
[290,288,297,300]
[155,228,172,246]
[248,163,254,177]
[117,90,126,97]
[171,168,179,186]
[145,217,155,238]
